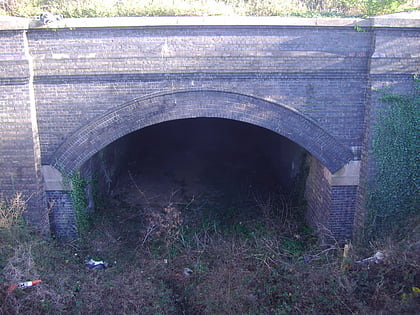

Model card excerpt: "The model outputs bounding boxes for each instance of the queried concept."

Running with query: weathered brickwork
[52,90,353,174]
[305,155,358,240]
[1,16,418,239]
[329,185,358,240]
[304,155,331,239]
[26,25,372,165]
[0,29,48,231]
[46,190,77,240]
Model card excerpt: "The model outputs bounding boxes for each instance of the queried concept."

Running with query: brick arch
[52,89,353,174]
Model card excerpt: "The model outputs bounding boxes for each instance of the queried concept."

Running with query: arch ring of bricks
[51,89,354,175]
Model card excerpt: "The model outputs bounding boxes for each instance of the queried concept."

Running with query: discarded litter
[175,268,194,281]
[183,268,193,277]
[85,259,109,270]
[356,251,385,264]
[39,12,62,25]
[7,280,42,293]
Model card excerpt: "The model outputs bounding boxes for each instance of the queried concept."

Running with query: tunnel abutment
[42,165,77,240]
[43,131,361,241]
[43,90,359,240]
[305,157,360,242]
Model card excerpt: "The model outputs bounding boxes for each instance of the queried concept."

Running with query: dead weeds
[1,188,419,314]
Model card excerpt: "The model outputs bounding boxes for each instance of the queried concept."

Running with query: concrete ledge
[41,165,67,191]
[370,11,420,27]
[0,16,31,29]
[1,13,419,30]
[331,160,361,186]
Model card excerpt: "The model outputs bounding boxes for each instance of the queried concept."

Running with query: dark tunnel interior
[90,118,306,198]
[83,117,309,230]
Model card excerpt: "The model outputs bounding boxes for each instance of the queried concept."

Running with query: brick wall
[27,26,370,166]
[1,17,418,239]
[329,185,357,240]
[304,155,331,240]
[52,90,354,175]
[0,29,48,231]
[305,155,358,241]
[46,190,77,240]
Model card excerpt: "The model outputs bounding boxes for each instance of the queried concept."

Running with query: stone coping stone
[0,12,419,30]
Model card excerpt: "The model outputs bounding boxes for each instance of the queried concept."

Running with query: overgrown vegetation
[0,0,418,18]
[65,171,91,235]
[366,77,420,240]
[1,177,419,313]
[0,193,26,230]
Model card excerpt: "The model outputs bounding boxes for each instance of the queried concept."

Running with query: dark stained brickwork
[305,156,358,241]
[329,185,358,240]
[1,17,418,239]
[46,190,77,240]
[304,155,331,239]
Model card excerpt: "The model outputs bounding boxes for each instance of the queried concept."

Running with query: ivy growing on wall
[69,171,91,235]
[367,76,419,239]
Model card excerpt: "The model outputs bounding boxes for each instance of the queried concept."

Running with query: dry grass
[1,189,419,314]
[0,193,26,230]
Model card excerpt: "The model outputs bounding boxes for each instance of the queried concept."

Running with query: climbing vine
[367,76,419,238]
[69,171,91,235]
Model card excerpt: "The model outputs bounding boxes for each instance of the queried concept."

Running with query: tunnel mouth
[83,117,309,245]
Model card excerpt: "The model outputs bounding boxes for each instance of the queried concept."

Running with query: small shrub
[0,193,26,229]
[364,0,413,16]
[142,202,183,248]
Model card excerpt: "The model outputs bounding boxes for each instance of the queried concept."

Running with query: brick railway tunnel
[0,14,419,240]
